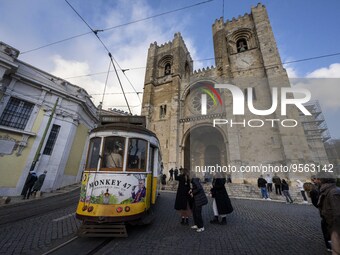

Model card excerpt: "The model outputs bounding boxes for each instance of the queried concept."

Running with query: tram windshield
[102,136,125,170]
[127,138,147,172]
[86,136,149,172]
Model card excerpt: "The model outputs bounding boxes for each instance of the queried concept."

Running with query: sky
[0,0,339,138]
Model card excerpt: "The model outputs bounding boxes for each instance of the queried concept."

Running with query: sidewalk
[0,183,81,208]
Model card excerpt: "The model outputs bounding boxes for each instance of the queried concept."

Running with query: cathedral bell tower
[141,32,193,170]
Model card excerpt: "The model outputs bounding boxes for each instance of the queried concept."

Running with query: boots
[220,217,227,225]
[210,216,219,224]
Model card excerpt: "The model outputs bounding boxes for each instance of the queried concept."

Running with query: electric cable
[64,0,133,114]
[20,0,214,55]
[62,51,340,81]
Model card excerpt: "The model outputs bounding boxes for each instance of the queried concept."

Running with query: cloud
[306,63,340,78]
[45,0,202,114]
[50,55,106,107]
[291,66,340,138]
[290,63,340,111]
[292,77,340,110]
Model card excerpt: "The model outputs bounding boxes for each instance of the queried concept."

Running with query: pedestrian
[257,175,270,200]
[309,176,320,207]
[265,173,273,193]
[210,173,233,225]
[21,170,38,199]
[309,176,332,252]
[317,174,340,254]
[161,173,167,190]
[304,182,318,207]
[296,180,308,203]
[174,167,179,178]
[281,179,293,204]
[169,168,174,181]
[31,170,47,197]
[174,168,192,225]
[190,176,208,232]
[272,173,282,195]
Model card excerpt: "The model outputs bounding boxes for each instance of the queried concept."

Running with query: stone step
[161,181,312,204]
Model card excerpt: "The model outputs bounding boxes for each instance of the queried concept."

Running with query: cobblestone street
[0,189,81,255]
[0,191,328,255]
[98,192,327,255]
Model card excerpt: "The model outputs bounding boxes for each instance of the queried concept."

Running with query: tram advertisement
[80,173,147,205]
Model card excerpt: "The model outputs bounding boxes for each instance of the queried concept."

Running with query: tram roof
[91,123,158,139]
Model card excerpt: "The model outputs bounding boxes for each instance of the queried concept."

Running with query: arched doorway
[183,126,226,179]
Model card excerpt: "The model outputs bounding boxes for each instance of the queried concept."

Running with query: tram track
[41,236,112,255]
[0,188,80,225]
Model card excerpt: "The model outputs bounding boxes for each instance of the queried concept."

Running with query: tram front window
[86,137,101,170]
[102,136,125,171]
[127,138,147,172]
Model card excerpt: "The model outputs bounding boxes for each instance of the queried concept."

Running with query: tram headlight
[116,207,123,213]
[124,206,130,212]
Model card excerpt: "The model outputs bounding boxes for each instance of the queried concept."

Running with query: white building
[0,41,98,196]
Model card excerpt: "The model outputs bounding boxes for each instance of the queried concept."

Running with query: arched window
[236,38,248,53]
[158,55,173,77]
[164,63,171,75]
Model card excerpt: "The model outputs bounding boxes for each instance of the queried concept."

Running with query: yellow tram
[76,117,162,236]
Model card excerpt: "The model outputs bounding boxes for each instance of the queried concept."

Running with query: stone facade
[141,4,326,183]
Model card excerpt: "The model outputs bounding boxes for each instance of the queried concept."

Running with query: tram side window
[127,138,147,172]
[102,136,125,171]
[86,137,101,170]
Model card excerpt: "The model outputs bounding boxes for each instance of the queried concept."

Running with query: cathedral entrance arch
[183,125,226,178]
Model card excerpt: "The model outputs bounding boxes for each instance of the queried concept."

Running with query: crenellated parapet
[213,3,266,34]
[192,65,217,79]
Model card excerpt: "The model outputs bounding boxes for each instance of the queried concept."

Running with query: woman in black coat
[210,174,233,225]
[190,177,208,232]
[174,168,192,225]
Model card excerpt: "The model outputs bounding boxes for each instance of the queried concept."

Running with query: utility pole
[22,98,59,192]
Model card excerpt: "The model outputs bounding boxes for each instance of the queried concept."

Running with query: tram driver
[106,145,123,168]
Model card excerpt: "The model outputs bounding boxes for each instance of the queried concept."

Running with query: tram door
[149,146,160,205]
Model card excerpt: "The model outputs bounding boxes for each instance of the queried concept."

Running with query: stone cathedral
[141,4,327,183]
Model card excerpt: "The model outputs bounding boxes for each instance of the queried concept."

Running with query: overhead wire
[64,0,133,114]
[20,0,214,55]
[20,32,92,54]
[16,1,340,103]
[101,0,213,32]
[62,51,340,82]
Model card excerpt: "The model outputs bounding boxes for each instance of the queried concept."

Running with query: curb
[0,183,81,209]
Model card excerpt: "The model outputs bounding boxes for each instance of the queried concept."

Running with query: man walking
[272,174,282,195]
[169,168,174,181]
[265,174,273,193]
[257,175,269,200]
